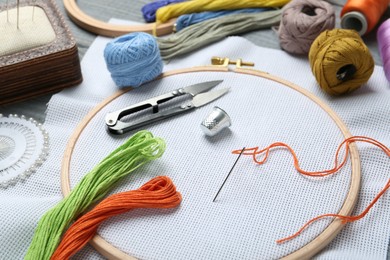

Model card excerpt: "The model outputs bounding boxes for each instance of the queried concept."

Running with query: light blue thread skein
[104,32,163,88]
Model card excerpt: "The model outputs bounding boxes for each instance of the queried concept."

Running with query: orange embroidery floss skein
[232,136,390,243]
[51,176,182,260]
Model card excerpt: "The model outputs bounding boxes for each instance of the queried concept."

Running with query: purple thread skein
[277,0,335,55]
[377,19,390,82]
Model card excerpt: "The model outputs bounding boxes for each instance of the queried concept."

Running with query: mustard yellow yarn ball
[309,29,374,95]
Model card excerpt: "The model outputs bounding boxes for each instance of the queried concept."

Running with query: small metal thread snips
[105,80,229,134]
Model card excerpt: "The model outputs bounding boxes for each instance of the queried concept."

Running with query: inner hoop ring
[61,65,361,260]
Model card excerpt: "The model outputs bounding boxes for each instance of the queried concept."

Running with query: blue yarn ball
[104,32,163,88]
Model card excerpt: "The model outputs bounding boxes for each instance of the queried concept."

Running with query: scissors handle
[105,89,186,126]
[107,103,195,135]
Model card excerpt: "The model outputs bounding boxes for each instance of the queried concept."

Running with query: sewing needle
[212,147,246,202]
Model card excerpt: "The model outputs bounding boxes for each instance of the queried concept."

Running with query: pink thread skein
[277,0,335,55]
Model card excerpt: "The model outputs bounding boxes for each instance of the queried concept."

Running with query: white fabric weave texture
[0,35,389,260]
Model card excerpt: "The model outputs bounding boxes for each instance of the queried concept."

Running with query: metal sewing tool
[32,0,35,21]
[6,0,9,22]
[211,56,254,68]
[16,0,19,29]
[213,147,245,202]
[105,80,229,135]
[200,106,231,136]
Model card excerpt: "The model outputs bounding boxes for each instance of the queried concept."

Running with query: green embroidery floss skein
[25,130,166,260]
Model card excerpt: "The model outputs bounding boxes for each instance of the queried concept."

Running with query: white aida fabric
[0,6,56,56]
[0,35,389,259]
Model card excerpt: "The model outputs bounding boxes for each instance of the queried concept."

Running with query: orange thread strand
[277,178,390,244]
[50,176,182,260]
[232,136,390,243]
[233,136,389,177]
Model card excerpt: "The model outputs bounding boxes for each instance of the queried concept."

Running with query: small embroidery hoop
[63,0,175,37]
[61,64,361,260]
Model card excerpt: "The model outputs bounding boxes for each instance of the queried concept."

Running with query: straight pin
[212,147,246,202]
[32,0,36,21]
[6,0,9,22]
[17,0,20,29]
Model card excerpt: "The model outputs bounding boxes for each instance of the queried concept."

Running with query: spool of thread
[155,0,290,24]
[104,32,163,88]
[309,29,374,96]
[377,19,390,81]
[277,0,335,55]
[141,0,187,23]
[340,0,390,36]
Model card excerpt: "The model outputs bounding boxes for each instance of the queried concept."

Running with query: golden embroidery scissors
[105,80,229,134]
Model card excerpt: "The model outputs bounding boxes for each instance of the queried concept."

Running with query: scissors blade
[183,80,223,96]
[192,88,230,107]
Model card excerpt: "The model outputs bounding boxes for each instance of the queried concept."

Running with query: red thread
[341,0,390,34]
[232,136,390,244]
[50,176,182,260]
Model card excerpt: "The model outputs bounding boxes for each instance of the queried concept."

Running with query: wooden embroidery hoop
[63,0,175,37]
[61,61,361,260]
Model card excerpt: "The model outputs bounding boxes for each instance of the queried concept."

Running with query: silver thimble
[200,106,231,136]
